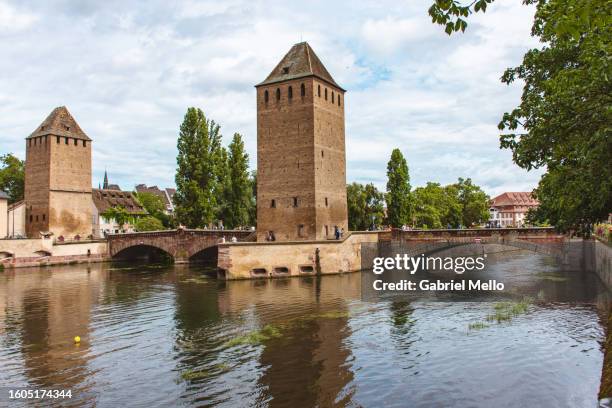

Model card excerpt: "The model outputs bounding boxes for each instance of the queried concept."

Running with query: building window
[293,197,298,207]
[264,90,269,103]
[57,136,60,144]
[74,138,78,145]
[298,224,305,237]
[29,215,33,223]
[325,88,328,100]
[276,88,280,101]
[325,225,329,236]
[338,96,341,106]
[83,140,87,147]
[35,215,39,222]
[318,85,321,97]
[65,137,68,144]
[301,83,305,97]
[321,150,324,157]
[271,199,276,208]
[332,92,335,103]
[42,214,45,221]
[288,86,293,99]
[325,197,328,207]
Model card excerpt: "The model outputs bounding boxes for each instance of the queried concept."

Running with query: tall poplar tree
[224,133,252,228]
[174,107,222,228]
[385,148,412,227]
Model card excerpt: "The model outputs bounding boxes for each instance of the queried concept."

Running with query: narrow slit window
[288,86,293,99]
[301,83,305,97]
[264,90,269,103]
[276,88,280,101]
[332,92,335,103]
[271,199,276,208]
[293,197,298,207]
[325,88,327,100]
[318,85,321,97]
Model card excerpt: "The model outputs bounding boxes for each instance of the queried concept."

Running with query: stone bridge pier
[107,228,254,263]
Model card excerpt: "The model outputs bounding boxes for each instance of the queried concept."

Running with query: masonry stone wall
[217,232,379,280]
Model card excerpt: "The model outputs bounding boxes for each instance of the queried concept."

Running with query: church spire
[103,170,108,189]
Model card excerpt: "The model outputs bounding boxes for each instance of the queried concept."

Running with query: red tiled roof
[490,192,539,207]
[92,188,145,215]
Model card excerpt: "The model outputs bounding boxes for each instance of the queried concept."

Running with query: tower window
[288,86,293,99]
[271,199,276,208]
[325,88,328,100]
[74,138,78,145]
[57,136,60,144]
[301,83,305,97]
[42,214,45,221]
[65,137,68,144]
[282,66,290,74]
[325,197,328,207]
[321,150,324,157]
[318,85,321,97]
[29,215,33,223]
[293,197,298,207]
[264,90,269,103]
[36,215,39,222]
[83,140,87,147]
[338,97,341,106]
[298,224,305,237]
[276,88,280,101]
[332,92,335,103]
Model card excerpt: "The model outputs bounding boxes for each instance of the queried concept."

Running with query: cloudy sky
[0,0,543,196]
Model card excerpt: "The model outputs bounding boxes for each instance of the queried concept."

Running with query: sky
[0,0,543,197]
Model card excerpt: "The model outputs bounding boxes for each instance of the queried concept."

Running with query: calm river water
[0,250,608,407]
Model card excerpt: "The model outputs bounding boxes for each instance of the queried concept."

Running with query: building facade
[7,201,26,238]
[255,42,348,241]
[489,192,539,227]
[24,106,92,238]
[92,188,145,237]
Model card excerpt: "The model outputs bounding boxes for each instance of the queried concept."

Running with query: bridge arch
[112,244,174,263]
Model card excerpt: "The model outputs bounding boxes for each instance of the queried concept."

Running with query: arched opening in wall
[276,88,281,101]
[113,245,173,264]
[288,86,293,100]
[0,251,14,260]
[34,250,51,258]
[318,85,321,97]
[189,245,218,268]
[250,268,268,278]
[264,90,269,103]
[338,96,341,106]
[301,83,305,97]
[273,266,290,276]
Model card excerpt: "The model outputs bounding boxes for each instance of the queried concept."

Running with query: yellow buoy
[74,336,81,343]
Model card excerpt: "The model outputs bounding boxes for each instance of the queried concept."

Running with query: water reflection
[0,251,608,407]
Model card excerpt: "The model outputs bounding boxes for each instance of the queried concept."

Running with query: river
[0,250,608,407]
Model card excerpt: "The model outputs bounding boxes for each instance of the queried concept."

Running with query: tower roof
[27,106,91,141]
[257,42,344,90]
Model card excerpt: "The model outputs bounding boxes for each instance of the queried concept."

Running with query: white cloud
[0,2,38,33]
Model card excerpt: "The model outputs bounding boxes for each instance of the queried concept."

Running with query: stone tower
[25,106,93,238]
[256,42,348,241]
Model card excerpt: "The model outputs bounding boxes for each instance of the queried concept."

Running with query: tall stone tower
[256,42,348,241]
[25,106,93,238]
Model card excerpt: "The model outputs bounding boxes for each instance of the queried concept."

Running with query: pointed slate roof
[257,42,344,90]
[27,106,91,141]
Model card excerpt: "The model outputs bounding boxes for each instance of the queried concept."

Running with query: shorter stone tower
[255,42,348,241]
[25,106,93,238]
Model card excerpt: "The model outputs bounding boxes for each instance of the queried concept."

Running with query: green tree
[248,170,257,226]
[429,0,612,230]
[101,206,131,229]
[453,178,490,227]
[347,182,385,230]
[0,154,24,204]
[134,191,173,228]
[413,182,462,229]
[385,149,412,227]
[174,107,223,228]
[224,133,252,228]
[135,216,164,232]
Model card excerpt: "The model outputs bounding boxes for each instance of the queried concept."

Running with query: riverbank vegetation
[349,148,490,230]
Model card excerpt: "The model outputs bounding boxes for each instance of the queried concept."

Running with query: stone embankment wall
[217,232,379,280]
[0,238,108,268]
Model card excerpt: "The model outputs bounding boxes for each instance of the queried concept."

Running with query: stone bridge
[379,227,569,265]
[107,228,255,263]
